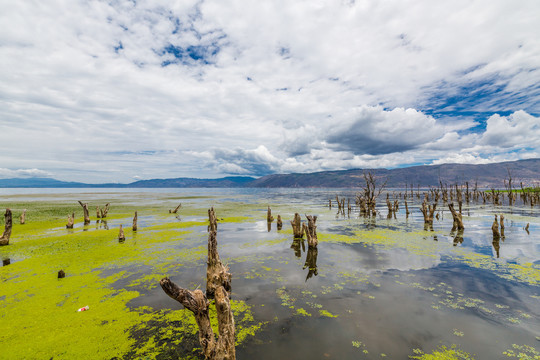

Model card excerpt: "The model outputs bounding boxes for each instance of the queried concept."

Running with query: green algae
[409,345,476,359]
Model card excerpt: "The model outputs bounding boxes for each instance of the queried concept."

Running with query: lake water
[1,188,539,359]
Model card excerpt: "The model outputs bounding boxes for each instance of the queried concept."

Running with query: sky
[1,0,539,183]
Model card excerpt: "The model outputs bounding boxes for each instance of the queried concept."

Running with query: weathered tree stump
[266,206,274,223]
[421,202,437,225]
[302,215,318,248]
[448,203,464,231]
[132,211,138,231]
[169,203,182,214]
[58,270,66,278]
[206,208,231,299]
[405,200,410,218]
[96,206,101,219]
[160,280,235,360]
[118,225,125,241]
[78,201,90,225]
[276,215,282,230]
[0,209,12,246]
[66,212,75,229]
[290,213,304,238]
[20,209,26,225]
[2,258,10,266]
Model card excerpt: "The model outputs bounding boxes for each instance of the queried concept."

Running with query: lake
[0,188,539,359]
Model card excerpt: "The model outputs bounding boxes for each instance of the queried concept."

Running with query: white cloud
[0,168,53,179]
[0,0,538,182]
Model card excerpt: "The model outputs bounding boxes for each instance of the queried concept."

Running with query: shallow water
[0,188,539,359]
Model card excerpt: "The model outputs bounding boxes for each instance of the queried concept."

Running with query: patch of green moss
[409,345,476,359]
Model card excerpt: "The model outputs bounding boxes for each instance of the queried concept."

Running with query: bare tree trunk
[66,212,75,229]
[0,209,12,246]
[267,206,274,222]
[78,201,90,225]
[448,203,464,231]
[206,208,231,299]
[118,225,125,241]
[290,213,304,238]
[101,203,110,218]
[302,215,318,248]
[133,211,138,231]
[96,206,101,219]
[492,215,500,239]
[420,202,437,225]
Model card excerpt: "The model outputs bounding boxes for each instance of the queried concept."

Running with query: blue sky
[0,0,539,183]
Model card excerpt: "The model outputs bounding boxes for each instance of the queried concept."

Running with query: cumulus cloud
[0,0,538,182]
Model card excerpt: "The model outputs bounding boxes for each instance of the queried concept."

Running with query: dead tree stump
[66,212,75,229]
[0,209,12,246]
[525,223,529,234]
[58,270,66,278]
[448,203,464,231]
[206,208,231,299]
[160,281,235,360]
[266,206,274,223]
[96,206,101,219]
[118,225,125,241]
[101,203,110,218]
[290,213,304,239]
[276,215,282,230]
[421,202,437,225]
[302,215,318,248]
[20,209,26,225]
[132,211,138,231]
[78,201,90,225]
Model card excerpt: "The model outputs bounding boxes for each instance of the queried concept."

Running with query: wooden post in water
[66,212,75,229]
[276,215,282,230]
[448,203,464,231]
[118,225,125,241]
[206,208,231,299]
[302,215,318,248]
[0,209,12,246]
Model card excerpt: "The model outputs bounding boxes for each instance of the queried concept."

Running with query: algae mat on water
[0,197,262,359]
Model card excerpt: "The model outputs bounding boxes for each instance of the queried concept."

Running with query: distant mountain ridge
[1,159,538,188]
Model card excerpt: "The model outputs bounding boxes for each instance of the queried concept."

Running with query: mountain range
[1,159,538,188]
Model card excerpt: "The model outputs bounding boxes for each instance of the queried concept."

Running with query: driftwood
[169,203,182,214]
[0,209,12,246]
[66,212,75,229]
[290,213,304,238]
[206,208,231,299]
[302,215,318,248]
[20,209,26,225]
[118,225,125,241]
[78,201,90,225]
[276,215,282,230]
[132,211,138,231]
[448,203,464,231]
